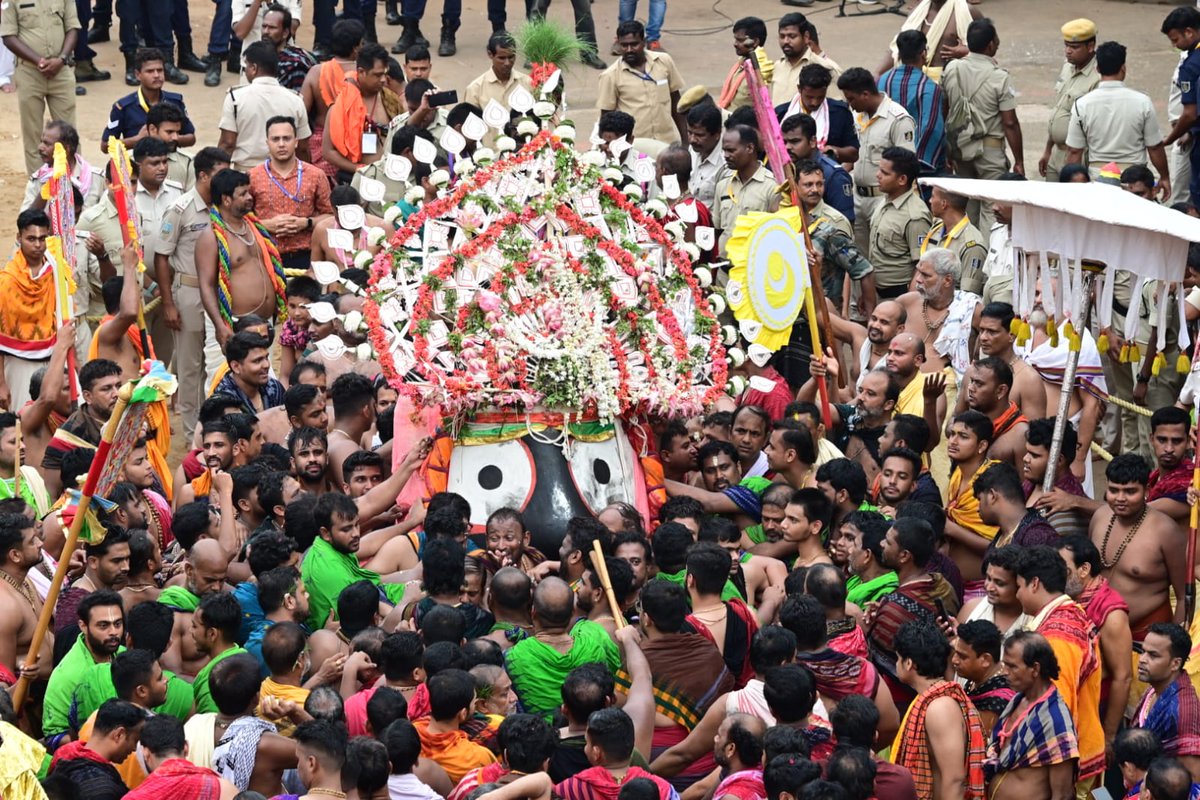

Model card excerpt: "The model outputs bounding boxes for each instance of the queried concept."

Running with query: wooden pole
[12,383,132,712]
[589,540,626,630]
[1041,262,1102,493]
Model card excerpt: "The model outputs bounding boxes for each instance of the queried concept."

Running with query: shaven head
[532,577,573,628]
[490,567,532,613]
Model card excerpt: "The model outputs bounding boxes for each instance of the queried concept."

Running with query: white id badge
[362,132,379,155]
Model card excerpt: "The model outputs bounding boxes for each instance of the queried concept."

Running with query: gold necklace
[1100,507,1148,571]
[309,789,347,799]
[0,569,36,609]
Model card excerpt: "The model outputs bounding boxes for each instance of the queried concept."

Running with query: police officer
[1039,19,1098,182]
[0,0,80,175]
[75,187,125,362]
[155,147,231,441]
[835,67,915,260]
[922,186,987,295]
[1065,42,1168,195]
[869,147,931,299]
[1163,6,1200,211]
[941,18,1023,232]
[101,48,196,155]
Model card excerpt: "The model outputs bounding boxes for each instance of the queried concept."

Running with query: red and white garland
[364,130,728,421]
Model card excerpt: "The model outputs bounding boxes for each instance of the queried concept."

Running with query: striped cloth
[890,680,986,800]
[984,685,1079,782]
[878,65,947,172]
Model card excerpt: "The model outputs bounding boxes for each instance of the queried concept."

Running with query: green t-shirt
[301,537,405,631]
[44,634,125,736]
[193,645,248,714]
[71,662,195,727]
[655,569,744,603]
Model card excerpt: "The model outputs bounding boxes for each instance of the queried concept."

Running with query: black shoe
[391,24,417,54]
[386,0,401,25]
[124,52,136,85]
[164,59,189,84]
[75,85,87,95]
[780,0,814,6]
[87,25,110,44]
[205,56,222,87]
[364,16,378,43]
[438,28,456,57]
[75,59,111,81]
[581,50,606,69]
[178,37,208,71]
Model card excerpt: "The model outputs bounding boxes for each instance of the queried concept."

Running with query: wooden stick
[589,540,626,630]
[12,383,133,712]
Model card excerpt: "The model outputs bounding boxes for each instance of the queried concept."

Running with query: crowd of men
[0,1,1199,800]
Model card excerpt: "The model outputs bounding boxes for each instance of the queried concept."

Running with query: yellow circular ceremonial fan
[724,210,811,351]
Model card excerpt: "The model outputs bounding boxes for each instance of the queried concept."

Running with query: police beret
[1061,18,1097,44]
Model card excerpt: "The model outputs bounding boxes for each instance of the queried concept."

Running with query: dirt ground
[0,0,1186,227]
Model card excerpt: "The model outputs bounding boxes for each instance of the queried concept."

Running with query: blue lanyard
[265,161,305,203]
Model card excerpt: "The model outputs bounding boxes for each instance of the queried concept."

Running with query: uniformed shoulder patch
[969,257,982,271]
[842,184,852,197]
[1182,80,1192,94]
[903,130,913,142]
[160,222,173,235]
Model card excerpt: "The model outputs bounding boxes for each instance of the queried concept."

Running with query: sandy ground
[0,0,1185,225]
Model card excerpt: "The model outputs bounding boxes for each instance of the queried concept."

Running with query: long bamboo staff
[589,540,626,630]
[13,383,133,712]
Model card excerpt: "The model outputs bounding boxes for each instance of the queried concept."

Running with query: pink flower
[476,290,502,312]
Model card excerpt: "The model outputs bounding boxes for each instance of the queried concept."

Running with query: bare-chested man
[855,299,906,391]
[974,302,1045,419]
[300,20,364,146]
[962,357,1027,470]
[896,248,982,378]
[91,244,144,381]
[878,0,982,78]
[1089,453,1186,641]
[0,511,53,682]
[326,373,377,486]
[159,538,230,677]
[310,185,388,267]
[21,323,75,473]
[196,170,286,351]
[321,45,393,176]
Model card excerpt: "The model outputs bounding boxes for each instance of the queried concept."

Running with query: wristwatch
[60,52,74,67]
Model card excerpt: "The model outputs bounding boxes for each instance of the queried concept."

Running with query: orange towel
[327,79,368,166]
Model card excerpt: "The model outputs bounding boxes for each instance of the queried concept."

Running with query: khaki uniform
[167,150,195,192]
[136,179,184,368]
[351,160,410,218]
[1045,58,1098,181]
[218,77,312,172]
[1066,81,1162,178]
[1168,52,1192,207]
[462,68,531,148]
[941,52,1017,231]
[869,188,931,292]
[157,188,213,440]
[0,0,78,174]
[921,217,988,294]
[384,107,448,157]
[690,144,726,211]
[812,200,853,238]
[713,164,780,254]
[770,50,843,106]
[74,199,122,364]
[597,51,684,145]
[980,222,1013,307]
[851,95,915,256]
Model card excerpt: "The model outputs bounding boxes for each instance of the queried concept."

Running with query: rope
[85,296,162,325]
[1104,393,1153,418]
[284,268,309,277]
[1090,441,1114,462]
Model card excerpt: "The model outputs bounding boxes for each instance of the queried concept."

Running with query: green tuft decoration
[514,18,594,66]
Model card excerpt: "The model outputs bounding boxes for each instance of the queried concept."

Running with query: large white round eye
[564,434,635,515]
[447,439,536,527]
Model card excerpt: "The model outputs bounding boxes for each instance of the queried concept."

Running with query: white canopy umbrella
[919,177,1200,616]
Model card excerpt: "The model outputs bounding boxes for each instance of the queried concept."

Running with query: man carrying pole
[12,363,176,713]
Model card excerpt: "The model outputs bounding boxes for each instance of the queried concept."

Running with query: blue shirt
[101,89,195,149]
[233,579,265,645]
[245,618,275,679]
[879,65,947,171]
[1178,47,1200,132]
[816,152,855,221]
